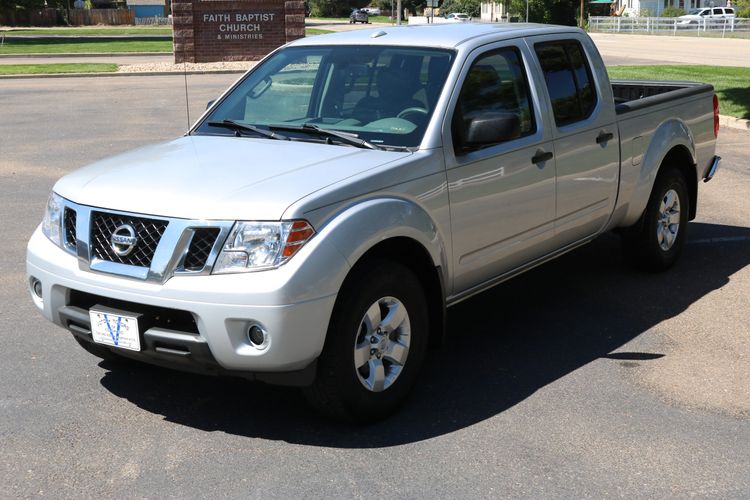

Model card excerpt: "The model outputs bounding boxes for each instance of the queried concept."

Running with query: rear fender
[621,118,696,227]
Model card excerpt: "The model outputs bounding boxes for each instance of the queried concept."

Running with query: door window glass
[452,47,535,149]
[535,40,597,126]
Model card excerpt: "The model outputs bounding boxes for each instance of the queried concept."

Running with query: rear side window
[534,40,597,127]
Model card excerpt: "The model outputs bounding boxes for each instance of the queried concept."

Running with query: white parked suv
[678,6,735,24]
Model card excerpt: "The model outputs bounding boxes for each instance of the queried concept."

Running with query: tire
[74,335,124,362]
[622,167,690,271]
[303,260,429,422]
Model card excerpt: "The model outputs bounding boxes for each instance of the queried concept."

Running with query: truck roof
[289,23,582,50]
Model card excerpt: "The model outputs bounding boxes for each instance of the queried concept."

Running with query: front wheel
[303,260,429,422]
[622,167,690,271]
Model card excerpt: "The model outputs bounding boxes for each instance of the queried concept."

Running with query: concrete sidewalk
[589,33,750,67]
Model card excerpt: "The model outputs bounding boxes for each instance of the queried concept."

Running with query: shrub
[660,6,685,17]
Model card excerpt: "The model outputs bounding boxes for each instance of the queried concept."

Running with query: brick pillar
[172,0,306,64]
[172,0,195,63]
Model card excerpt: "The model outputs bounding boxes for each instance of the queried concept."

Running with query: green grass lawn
[607,65,750,120]
[0,38,172,54]
[305,28,334,35]
[0,27,172,35]
[0,63,118,75]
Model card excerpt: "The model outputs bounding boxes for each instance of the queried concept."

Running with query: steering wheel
[396,107,429,120]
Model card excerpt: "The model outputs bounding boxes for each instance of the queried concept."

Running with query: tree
[309,0,369,17]
[734,0,750,18]
[508,0,575,24]
[375,0,426,18]
[439,0,480,17]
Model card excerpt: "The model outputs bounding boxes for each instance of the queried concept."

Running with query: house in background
[480,1,509,22]
[614,0,729,16]
[126,0,166,18]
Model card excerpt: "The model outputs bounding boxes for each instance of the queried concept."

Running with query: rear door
[528,35,620,246]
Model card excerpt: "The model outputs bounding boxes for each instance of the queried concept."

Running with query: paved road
[1,74,749,497]
[3,27,745,67]
[589,32,750,67]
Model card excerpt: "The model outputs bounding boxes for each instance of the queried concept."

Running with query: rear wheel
[304,260,429,422]
[623,167,690,270]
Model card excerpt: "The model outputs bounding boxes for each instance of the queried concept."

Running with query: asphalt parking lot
[1,73,749,497]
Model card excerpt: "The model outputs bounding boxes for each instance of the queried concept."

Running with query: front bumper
[27,227,346,384]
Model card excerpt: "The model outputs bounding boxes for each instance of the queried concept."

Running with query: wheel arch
[313,197,450,350]
[622,120,698,226]
[343,237,447,350]
[659,145,698,220]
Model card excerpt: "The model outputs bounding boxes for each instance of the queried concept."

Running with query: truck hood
[54,135,410,220]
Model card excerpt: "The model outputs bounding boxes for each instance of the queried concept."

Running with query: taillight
[713,94,720,138]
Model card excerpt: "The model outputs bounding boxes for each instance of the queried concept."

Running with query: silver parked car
[28,24,719,421]
[349,9,369,23]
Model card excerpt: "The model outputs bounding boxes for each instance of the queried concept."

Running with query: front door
[444,43,557,293]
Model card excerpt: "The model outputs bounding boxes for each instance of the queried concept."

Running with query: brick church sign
[172,0,305,63]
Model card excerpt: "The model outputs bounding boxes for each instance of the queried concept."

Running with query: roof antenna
[183,61,191,133]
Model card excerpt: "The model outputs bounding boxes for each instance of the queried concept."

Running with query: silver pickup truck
[27,23,720,421]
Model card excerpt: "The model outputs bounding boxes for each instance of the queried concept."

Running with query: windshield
[194,45,455,149]
[686,8,705,14]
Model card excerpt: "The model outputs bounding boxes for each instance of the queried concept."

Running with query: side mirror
[461,112,521,151]
[206,99,216,110]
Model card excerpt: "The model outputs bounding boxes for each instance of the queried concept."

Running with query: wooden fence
[68,9,135,25]
[0,8,135,26]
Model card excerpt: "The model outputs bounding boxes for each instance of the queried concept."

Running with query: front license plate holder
[89,306,143,352]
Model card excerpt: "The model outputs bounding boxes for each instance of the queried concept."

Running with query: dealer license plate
[89,307,141,351]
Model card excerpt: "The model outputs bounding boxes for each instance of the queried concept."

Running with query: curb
[1,35,171,41]
[0,69,246,79]
[719,114,750,130]
[0,52,172,58]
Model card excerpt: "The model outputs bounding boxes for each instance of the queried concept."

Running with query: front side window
[194,45,455,149]
[452,47,535,150]
[535,40,597,127]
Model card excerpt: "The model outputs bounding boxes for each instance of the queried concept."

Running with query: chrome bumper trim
[704,155,720,182]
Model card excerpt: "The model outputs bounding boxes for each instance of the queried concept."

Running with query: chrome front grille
[63,207,77,250]
[183,228,221,271]
[53,198,233,282]
[91,211,168,267]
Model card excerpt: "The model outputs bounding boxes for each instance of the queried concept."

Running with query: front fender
[622,118,696,226]
[313,197,450,290]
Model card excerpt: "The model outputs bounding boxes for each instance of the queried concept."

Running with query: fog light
[247,324,268,349]
[31,278,43,299]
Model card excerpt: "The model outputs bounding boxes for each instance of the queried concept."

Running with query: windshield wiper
[269,123,383,150]
[207,120,289,141]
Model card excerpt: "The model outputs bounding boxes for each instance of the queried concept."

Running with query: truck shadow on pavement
[99,222,750,447]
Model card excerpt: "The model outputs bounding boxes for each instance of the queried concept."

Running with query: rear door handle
[596,132,614,144]
[532,151,553,164]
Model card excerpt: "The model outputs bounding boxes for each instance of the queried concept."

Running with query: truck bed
[612,80,714,114]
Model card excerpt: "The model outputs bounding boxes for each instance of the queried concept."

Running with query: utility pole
[580,0,584,27]
[526,0,529,21]
[397,0,402,24]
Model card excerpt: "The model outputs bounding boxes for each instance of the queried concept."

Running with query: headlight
[213,220,315,274]
[41,192,63,246]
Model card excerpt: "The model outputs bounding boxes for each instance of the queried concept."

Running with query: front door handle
[532,151,553,164]
[596,131,614,144]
